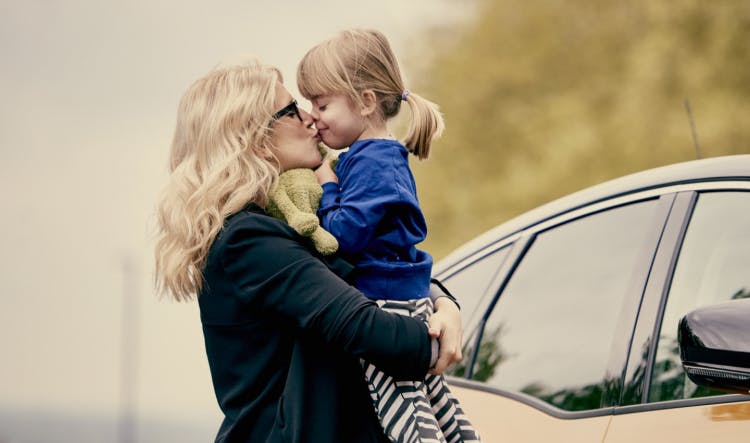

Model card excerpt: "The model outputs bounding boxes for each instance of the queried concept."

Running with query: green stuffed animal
[266,147,339,255]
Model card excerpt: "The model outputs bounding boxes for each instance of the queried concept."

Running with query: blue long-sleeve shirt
[318,139,433,300]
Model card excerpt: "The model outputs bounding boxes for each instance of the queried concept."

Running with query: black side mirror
[678,299,750,395]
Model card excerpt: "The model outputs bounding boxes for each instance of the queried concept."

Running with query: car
[434,154,750,441]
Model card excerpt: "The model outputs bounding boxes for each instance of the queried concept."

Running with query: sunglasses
[272,99,302,122]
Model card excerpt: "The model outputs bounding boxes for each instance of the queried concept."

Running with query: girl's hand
[314,160,338,185]
[427,296,463,375]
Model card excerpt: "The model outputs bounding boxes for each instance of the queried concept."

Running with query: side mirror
[678,299,750,395]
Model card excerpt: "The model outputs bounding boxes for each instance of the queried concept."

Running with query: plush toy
[266,147,339,255]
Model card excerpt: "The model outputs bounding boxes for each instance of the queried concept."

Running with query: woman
[154,59,463,442]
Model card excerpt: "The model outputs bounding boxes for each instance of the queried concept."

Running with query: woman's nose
[300,108,318,129]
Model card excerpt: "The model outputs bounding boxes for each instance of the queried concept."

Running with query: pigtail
[402,91,445,160]
[297,28,445,160]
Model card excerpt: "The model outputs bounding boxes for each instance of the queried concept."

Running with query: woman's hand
[314,160,338,185]
[427,296,463,375]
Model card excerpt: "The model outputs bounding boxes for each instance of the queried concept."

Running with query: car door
[440,191,674,441]
[605,186,750,442]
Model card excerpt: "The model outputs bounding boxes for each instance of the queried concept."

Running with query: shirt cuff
[430,337,439,368]
[428,278,460,310]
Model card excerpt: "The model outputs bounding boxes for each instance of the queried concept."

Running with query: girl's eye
[318,105,327,111]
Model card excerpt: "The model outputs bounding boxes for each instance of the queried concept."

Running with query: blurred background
[0,0,748,441]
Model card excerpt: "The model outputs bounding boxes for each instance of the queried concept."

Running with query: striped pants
[362,298,481,443]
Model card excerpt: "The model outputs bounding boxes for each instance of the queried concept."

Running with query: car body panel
[605,400,750,442]
[449,384,612,442]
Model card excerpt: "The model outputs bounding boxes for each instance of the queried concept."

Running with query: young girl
[297,29,480,443]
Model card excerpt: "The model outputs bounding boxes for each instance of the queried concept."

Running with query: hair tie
[401,89,410,101]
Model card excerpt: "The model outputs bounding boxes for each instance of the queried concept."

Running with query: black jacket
[198,204,434,442]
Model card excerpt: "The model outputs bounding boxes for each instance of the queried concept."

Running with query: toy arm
[269,181,319,236]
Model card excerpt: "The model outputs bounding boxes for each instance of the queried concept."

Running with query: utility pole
[118,253,139,443]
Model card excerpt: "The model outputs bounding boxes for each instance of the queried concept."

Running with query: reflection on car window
[440,246,511,376]
[650,191,750,402]
[473,200,659,411]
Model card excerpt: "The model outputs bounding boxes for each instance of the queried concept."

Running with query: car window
[439,246,511,376]
[649,191,750,402]
[471,199,660,411]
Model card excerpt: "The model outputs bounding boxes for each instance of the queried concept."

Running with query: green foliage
[649,335,726,402]
[407,0,750,259]
[449,323,506,379]
[525,382,605,412]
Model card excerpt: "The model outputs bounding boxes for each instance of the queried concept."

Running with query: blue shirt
[318,139,433,300]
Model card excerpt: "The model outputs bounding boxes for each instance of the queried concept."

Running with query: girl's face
[309,94,367,150]
[270,82,322,172]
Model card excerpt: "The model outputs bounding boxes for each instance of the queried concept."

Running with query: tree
[408,0,750,258]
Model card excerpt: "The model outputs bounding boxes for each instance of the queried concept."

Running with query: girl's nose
[304,107,319,121]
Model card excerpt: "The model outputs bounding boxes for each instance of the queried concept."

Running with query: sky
[0,0,475,437]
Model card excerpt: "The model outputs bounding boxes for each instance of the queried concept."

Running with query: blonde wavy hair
[297,28,444,160]
[155,59,283,301]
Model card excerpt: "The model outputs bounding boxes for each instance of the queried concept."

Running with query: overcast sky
[0,0,476,431]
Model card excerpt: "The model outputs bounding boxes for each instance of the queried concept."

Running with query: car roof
[435,154,750,273]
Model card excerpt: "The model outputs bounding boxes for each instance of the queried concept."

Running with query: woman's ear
[359,90,378,117]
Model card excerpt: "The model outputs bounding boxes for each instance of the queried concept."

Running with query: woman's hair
[155,59,282,301]
[297,28,444,160]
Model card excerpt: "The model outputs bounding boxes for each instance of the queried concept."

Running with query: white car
[436,155,750,441]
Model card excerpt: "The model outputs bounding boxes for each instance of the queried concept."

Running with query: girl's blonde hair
[155,59,282,301]
[297,28,444,160]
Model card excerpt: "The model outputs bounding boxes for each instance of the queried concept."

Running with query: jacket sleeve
[218,216,433,377]
[318,149,422,256]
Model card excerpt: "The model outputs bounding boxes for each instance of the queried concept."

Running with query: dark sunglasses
[272,99,302,122]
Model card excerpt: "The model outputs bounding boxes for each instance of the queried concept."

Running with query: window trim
[465,235,532,379]
[465,194,669,410]
[447,376,617,420]
[641,191,698,403]
[619,191,695,405]
[601,194,676,407]
[447,377,750,420]
[435,231,522,281]
[435,239,519,353]
[442,181,750,415]
[613,394,750,415]
[641,187,750,404]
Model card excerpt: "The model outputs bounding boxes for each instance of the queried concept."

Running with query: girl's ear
[359,90,378,117]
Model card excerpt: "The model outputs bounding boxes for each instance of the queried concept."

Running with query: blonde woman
[154,59,463,443]
[298,29,480,443]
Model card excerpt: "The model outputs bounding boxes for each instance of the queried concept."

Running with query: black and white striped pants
[362,298,481,443]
